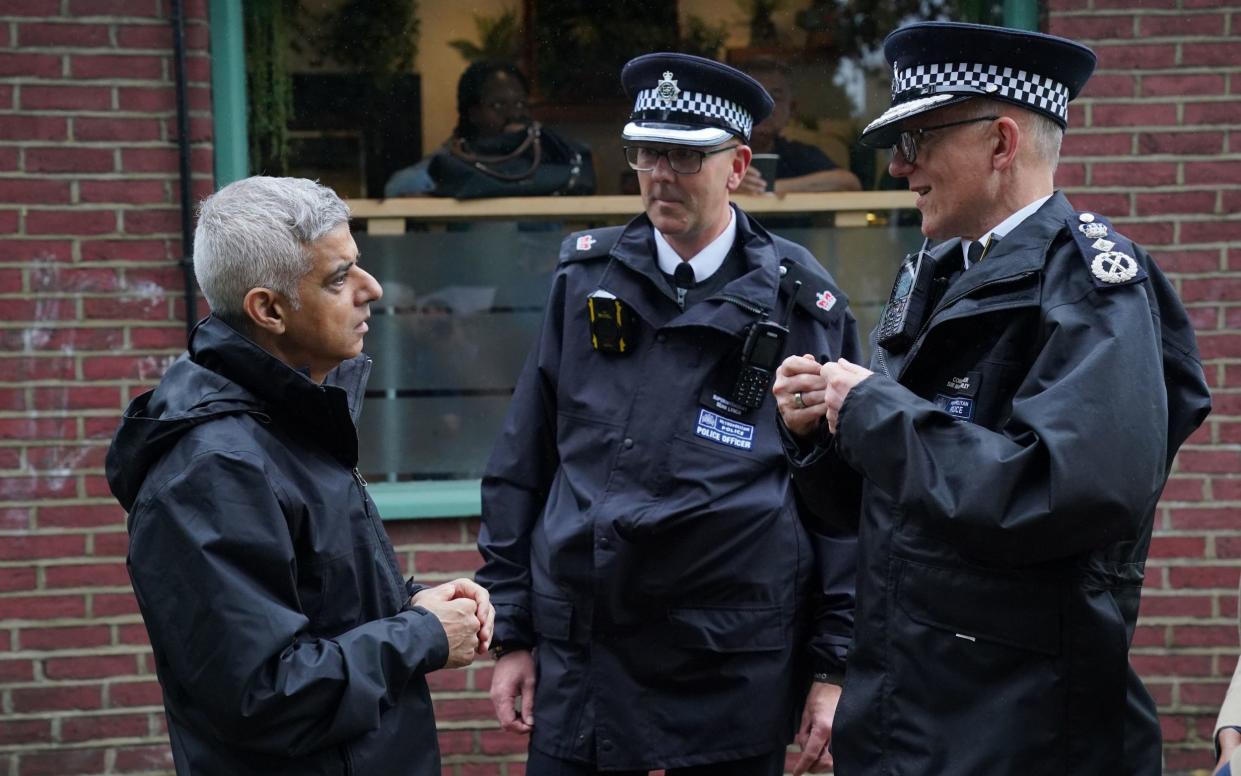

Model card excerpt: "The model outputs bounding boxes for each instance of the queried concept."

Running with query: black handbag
[428,122,596,199]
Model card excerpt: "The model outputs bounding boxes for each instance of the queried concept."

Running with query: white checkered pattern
[632,88,753,139]
[892,62,1070,122]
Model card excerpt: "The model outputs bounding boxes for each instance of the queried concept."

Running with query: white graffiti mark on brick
[137,354,177,380]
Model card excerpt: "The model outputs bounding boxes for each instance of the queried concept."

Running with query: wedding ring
[794,392,806,409]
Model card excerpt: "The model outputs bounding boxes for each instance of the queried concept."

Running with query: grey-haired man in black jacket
[107,176,492,775]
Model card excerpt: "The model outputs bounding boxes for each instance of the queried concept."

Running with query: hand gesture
[822,357,873,435]
[774,353,827,439]
[736,165,771,196]
[792,681,842,775]
[489,649,536,735]
[412,578,494,668]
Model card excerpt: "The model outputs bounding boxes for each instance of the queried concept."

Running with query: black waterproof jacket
[106,316,448,776]
[477,207,860,770]
[789,193,1211,775]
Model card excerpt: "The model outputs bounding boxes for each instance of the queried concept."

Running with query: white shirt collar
[654,206,737,282]
[962,194,1052,269]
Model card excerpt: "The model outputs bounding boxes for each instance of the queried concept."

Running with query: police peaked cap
[621,52,774,147]
[860,21,1097,148]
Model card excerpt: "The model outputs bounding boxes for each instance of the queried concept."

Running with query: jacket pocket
[667,605,784,653]
[896,560,1060,655]
[531,590,573,642]
[885,558,1066,775]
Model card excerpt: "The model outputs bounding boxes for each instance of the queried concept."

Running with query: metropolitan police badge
[655,71,680,103]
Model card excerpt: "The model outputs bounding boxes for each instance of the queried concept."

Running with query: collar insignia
[1079,221,1108,240]
[1091,251,1139,284]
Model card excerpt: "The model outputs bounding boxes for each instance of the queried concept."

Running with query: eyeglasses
[624,145,739,175]
[891,116,999,164]
[486,99,529,114]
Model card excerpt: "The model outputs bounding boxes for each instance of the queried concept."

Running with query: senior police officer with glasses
[477,52,861,775]
[776,21,1212,775]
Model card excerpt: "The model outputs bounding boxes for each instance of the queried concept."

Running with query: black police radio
[730,280,799,409]
[877,238,935,352]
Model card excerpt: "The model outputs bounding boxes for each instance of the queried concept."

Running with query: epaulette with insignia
[1067,211,1148,289]
[779,257,848,325]
[558,226,624,265]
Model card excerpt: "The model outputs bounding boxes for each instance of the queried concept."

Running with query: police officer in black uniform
[477,53,861,775]
[776,22,1212,775]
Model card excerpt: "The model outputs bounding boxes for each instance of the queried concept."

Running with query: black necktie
[966,235,998,268]
[673,262,695,309]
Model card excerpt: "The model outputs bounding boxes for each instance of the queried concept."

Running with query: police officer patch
[1091,251,1139,284]
[694,408,755,450]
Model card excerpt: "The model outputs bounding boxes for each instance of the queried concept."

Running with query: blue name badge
[935,394,975,421]
[695,408,755,450]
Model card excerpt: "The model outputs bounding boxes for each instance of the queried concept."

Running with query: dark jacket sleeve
[126,450,449,757]
[476,272,567,647]
[835,275,1171,566]
[788,295,863,675]
[781,326,868,536]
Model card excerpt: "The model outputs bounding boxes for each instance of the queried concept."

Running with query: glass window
[231,1,1024,497]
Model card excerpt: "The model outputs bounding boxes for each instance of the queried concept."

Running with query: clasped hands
[411,578,494,669]
[774,353,873,438]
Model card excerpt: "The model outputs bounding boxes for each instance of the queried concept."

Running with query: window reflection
[242,1,1005,482]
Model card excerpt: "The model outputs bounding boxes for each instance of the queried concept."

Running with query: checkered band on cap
[892,62,1071,123]
[632,88,753,138]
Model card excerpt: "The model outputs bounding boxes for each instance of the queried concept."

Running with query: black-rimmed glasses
[891,116,999,164]
[624,145,739,175]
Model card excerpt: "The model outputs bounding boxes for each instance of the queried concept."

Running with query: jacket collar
[603,205,783,335]
[190,315,371,425]
[936,192,1072,306]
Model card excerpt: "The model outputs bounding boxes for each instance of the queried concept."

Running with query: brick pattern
[0,1,213,774]
[1049,2,1241,773]
[1,2,1238,776]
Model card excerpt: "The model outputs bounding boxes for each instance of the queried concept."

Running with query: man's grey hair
[957,98,1064,173]
[193,176,351,325]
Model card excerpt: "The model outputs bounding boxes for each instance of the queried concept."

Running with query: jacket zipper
[353,467,406,607]
[716,292,768,317]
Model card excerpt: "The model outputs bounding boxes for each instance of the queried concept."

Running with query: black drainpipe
[170,0,197,344]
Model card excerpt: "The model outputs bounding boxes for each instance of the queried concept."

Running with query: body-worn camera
[587,290,635,353]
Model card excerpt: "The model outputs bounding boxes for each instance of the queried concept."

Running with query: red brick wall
[1049,1,1241,773]
[1,2,1237,776]
[0,1,213,774]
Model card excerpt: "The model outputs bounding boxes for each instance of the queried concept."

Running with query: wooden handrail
[347,191,918,233]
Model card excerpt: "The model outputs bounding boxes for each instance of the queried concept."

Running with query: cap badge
[1091,251,1139,284]
[656,71,680,104]
[1079,221,1108,240]
[815,289,837,312]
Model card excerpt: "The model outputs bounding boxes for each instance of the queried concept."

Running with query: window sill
[369,480,481,520]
